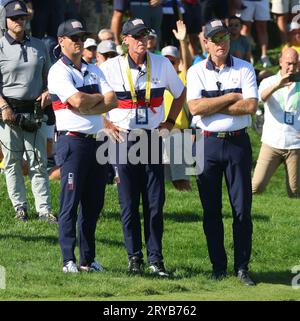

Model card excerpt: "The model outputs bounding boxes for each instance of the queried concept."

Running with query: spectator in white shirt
[252,47,300,197]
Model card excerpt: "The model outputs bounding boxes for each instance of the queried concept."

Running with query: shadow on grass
[252,270,294,286]
[0,233,58,244]
[164,212,270,223]
[102,210,269,223]
[165,211,202,222]
[0,233,124,247]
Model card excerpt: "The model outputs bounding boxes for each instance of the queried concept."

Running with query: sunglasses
[10,15,27,21]
[130,32,149,40]
[228,23,240,28]
[209,33,230,44]
[86,46,97,51]
[103,52,117,58]
[68,34,86,42]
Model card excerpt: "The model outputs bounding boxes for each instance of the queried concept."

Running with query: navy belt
[58,131,97,139]
[203,128,247,138]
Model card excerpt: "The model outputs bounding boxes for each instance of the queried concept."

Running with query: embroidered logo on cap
[132,19,144,26]
[71,21,83,29]
[211,20,223,28]
[14,3,22,10]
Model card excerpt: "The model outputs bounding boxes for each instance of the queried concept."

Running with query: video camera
[289,71,300,82]
[14,101,47,132]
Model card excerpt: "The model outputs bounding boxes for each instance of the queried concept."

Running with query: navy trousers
[56,135,107,266]
[114,133,165,263]
[196,133,253,273]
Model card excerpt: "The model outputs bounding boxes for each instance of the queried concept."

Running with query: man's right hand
[1,107,15,125]
[276,73,292,89]
[227,92,243,103]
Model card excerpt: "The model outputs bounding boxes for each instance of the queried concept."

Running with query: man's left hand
[37,91,51,109]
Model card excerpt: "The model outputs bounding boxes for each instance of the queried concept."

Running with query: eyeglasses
[209,33,230,44]
[10,15,27,21]
[68,34,86,42]
[228,23,240,28]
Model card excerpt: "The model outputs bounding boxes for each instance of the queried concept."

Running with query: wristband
[0,104,9,112]
[166,117,175,125]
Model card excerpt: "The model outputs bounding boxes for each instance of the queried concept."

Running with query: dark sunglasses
[103,52,117,58]
[86,46,97,51]
[68,34,86,42]
[10,15,27,21]
[131,31,149,40]
[209,33,230,44]
[228,23,240,28]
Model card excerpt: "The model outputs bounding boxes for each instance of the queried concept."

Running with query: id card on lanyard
[278,81,299,125]
[125,52,156,125]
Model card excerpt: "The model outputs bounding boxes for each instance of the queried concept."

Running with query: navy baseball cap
[5,0,28,18]
[121,18,149,36]
[204,19,228,39]
[57,19,88,37]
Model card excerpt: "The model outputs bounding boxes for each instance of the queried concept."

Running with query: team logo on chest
[90,72,98,80]
[231,77,239,85]
[152,77,159,85]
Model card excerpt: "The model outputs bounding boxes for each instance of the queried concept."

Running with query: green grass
[0,128,300,301]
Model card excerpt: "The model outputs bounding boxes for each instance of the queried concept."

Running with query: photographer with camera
[0,0,56,223]
[252,47,300,198]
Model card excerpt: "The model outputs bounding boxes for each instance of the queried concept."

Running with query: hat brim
[85,45,97,49]
[6,11,29,18]
[205,27,228,39]
[58,29,89,37]
[98,49,117,54]
[122,25,149,36]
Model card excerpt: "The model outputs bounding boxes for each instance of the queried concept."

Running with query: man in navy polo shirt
[48,19,117,273]
[187,19,258,286]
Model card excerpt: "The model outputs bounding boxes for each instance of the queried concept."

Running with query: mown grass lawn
[0,128,300,301]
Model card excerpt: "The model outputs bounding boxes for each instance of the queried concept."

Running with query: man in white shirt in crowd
[82,38,97,64]
[252,47,300,198]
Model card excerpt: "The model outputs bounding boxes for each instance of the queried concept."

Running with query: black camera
[14,114,40,132]
[13,101,46,132]
[289,71,300,82]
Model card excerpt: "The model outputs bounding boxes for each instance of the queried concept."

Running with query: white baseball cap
[161,45,179,59]
[289,21,300,32]
[84,38,97,49]
[97,40,117,54]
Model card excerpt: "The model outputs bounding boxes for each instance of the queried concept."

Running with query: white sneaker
[261,55,272,68]
[62,260,78,273]
[148,261,169,277]
[79,261,105,272]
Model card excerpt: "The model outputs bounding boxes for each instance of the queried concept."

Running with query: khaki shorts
[163,130,193,181]
[272,0,300,14]
[241,0,271,21]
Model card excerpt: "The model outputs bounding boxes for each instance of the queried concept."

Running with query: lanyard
[125,52,156,113]
[277,79,300,113]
